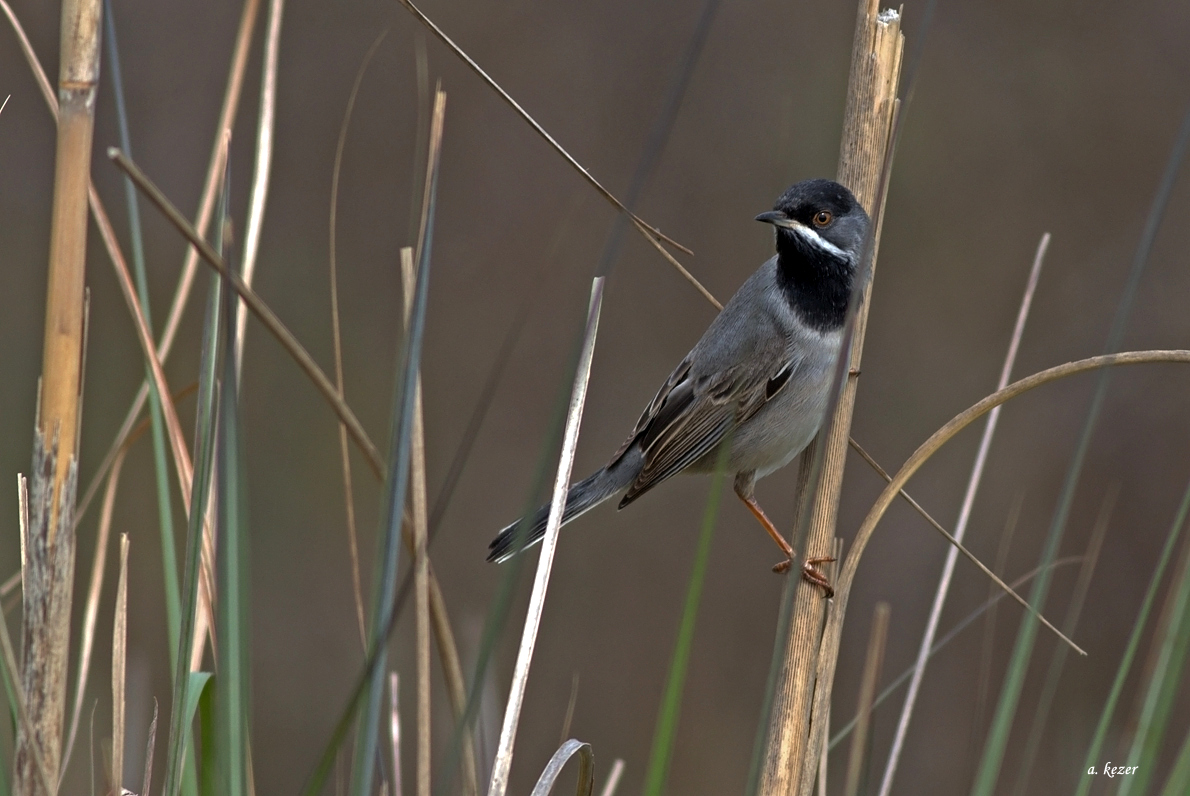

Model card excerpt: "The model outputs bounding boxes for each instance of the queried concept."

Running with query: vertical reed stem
[17,2,102,793]
[758,2,902,793]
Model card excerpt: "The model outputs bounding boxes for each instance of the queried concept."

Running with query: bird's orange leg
[734,483,834,598]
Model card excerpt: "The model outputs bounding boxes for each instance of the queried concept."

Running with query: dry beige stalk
[400,247,433,796]
[16,1,102,793]
[842,603,889,796]
[112,535,130,796]
[757,2,903,793]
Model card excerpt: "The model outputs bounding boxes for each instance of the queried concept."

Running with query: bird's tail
[487,453,639,563]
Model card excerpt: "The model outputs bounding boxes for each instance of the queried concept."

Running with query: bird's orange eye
[812,210,833,228]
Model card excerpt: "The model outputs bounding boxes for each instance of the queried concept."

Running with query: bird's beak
[754,210,804,231]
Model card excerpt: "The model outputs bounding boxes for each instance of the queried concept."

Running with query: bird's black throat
[774,231,855,332]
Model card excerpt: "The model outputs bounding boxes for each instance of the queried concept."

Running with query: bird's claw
[773,555,835,598]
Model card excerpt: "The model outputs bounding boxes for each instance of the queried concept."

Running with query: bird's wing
[611,341,801,506]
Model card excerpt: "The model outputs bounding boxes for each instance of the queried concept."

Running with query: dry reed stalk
[329,30,389,651]
[234,0,285,378]
[62,441,127,777]
[390,672,404,796]
[111,535,130,796]
[757,2,902,793]
[400,247,432,796]
[0,0,221,665]
[16,2,103,792]
[114,134,480,796]
[842,603,889,796]
[597,760,625,796]
[487,277,606,796]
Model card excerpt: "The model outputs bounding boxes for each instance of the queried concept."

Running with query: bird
[487,179,869,597]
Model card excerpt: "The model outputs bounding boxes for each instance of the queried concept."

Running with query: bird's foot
[772,555,836,598]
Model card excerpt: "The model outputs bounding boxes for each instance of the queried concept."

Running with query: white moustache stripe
[791,225,850,261]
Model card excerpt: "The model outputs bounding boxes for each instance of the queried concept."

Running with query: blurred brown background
[3,0,1190,793]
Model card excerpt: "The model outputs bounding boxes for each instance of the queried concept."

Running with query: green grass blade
[1118,508,1190,796]
[1074,476,1190,796]
[215,249,251,795]
[1011,488,1116,796]
[970,99,1190,796]
[161,261,225,796]
[103,0,182,661]
[642,447,728,796]
[200,675,218,796]
[1161,724,1190,796]
[349,94,444,796]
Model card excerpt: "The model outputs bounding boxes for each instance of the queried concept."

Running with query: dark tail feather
[487,460,636,562]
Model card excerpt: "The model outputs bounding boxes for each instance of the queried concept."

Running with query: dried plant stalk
[758,2,902,793]
[17,1,102,793]
[112,535,130,796]
[842,603,889,796]
[400,248,432,796]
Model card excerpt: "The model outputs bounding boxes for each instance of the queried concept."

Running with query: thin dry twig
[235,0,286,378]
[597,760,625,796]
[329,27,388,652]
[400,248,432,796]
[393,0,731,311]
[390,672,403,796]
[488,278,606,796]
[61,443,127,779]
[843,603,889,796]
[109,148,386,479]
[111,535,130,796]
[142,700,159,796]
[559,672,580,746]
[877,232,1049,796]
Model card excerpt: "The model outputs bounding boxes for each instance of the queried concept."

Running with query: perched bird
[487,179,869,596]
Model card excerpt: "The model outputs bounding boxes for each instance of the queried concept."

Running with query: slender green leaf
[211,154,252,796]
[1161,724,1190,796]
[643,445,728,796]
[349,94,443,796]
[104,0,182,661]
[161,246,225,796]
[200,675,218,796]
[183,672,213,747]
[1075,476,1190,796]
[1119,512,1190,796]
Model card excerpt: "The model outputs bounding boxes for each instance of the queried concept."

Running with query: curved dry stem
[842,350,1190,599]
[802,349,1190,781]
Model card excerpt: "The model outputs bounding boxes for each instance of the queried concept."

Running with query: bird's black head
[756,179,870,331]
